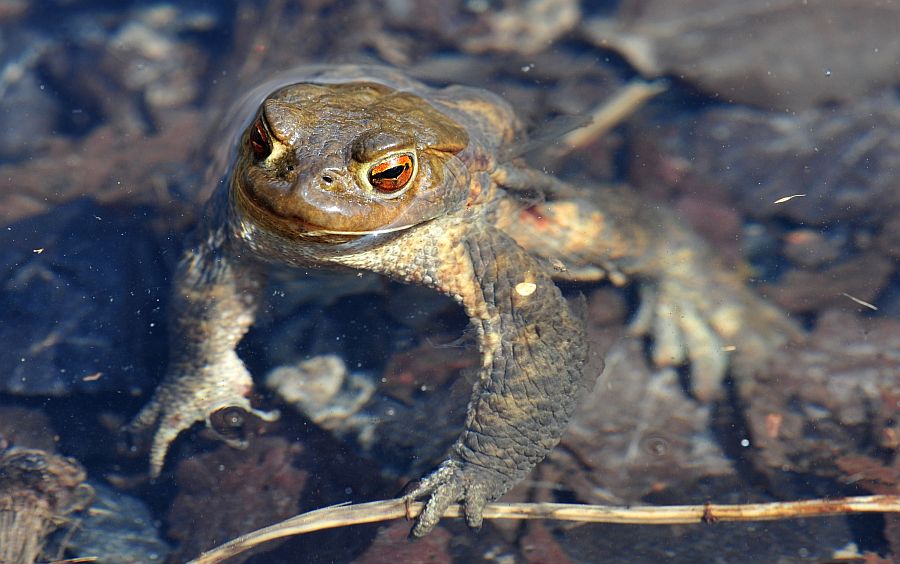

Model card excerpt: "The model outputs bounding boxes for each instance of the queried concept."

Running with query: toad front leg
[127,224,278,477]
[376,218,589,536]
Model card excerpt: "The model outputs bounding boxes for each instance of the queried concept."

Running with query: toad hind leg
[494,175,800,400]
[382,219,589,536]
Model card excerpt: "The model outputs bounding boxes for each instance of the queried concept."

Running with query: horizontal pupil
[374,164,407,179]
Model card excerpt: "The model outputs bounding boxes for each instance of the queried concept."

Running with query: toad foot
[405,458,508,537]
[127,354,278,477]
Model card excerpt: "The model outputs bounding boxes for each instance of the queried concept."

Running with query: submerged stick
[559,79,667,153]
[190,495,900,563]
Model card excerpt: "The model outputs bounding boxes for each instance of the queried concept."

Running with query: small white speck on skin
[740,439,750,447]
[515,282,537,296]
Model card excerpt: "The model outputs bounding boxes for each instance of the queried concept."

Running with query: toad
[128,66,797,536]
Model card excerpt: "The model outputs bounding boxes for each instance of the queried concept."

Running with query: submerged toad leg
[377,218,589,536]
[494,171,800,400]
[127,221,278,477]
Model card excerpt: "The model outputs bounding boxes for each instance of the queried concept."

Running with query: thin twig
[190,495,900,563]
[559,79,668,153]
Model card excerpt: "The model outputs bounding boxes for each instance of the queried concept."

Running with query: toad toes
[129,66,797,536]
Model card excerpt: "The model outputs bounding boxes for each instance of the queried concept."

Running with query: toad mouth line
[236,183,422,237]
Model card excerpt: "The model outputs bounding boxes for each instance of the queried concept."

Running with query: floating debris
[773,194,806,204]
[841,292,878,311]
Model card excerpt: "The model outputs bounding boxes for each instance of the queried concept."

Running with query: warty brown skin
[128,65,798,536]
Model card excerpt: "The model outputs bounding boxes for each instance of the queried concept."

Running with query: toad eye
[367,153,415,194]
[249,117,272,160]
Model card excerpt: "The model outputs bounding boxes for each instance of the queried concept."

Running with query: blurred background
[0,1,898,562]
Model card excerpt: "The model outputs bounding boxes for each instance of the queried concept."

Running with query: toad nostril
[322,174,334,184]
